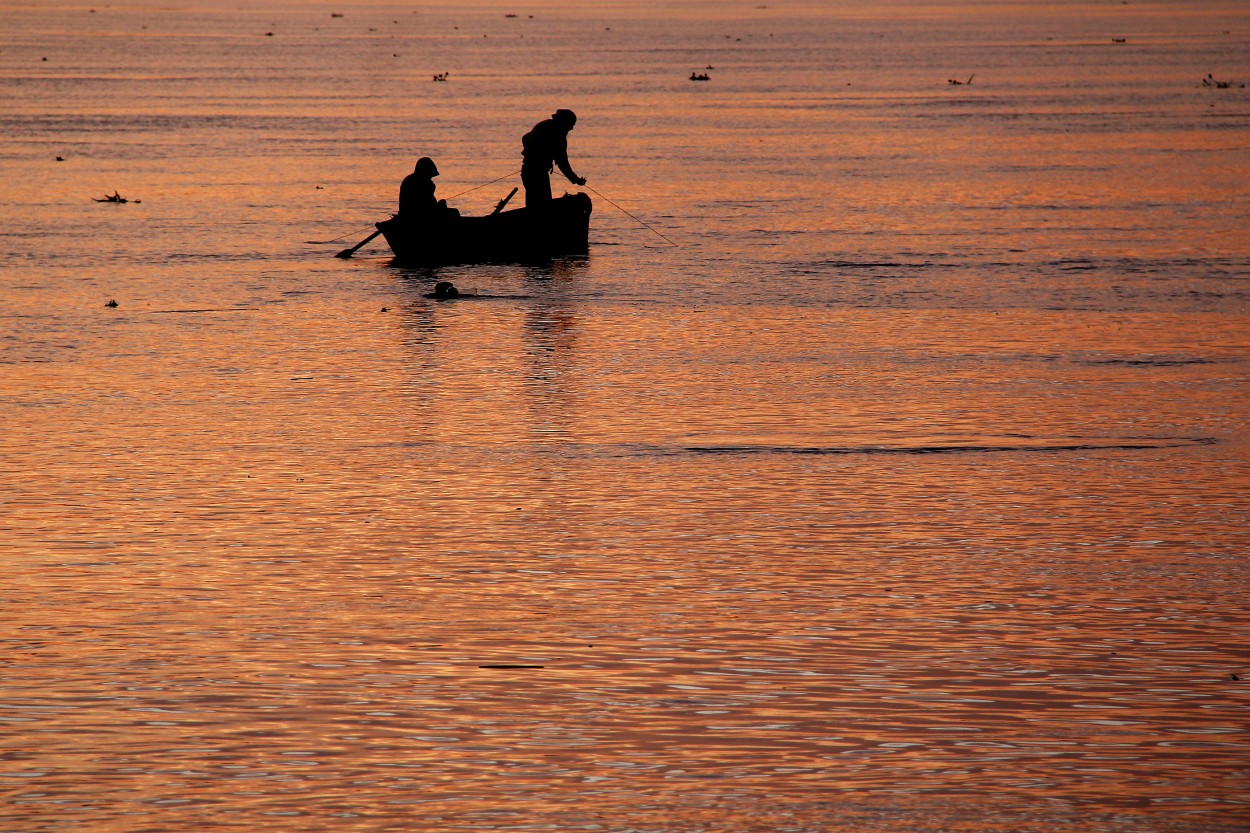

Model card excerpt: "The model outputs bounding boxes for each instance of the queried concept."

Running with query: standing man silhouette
[521,109,586,209]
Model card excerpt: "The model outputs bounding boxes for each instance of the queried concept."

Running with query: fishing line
[584,184,678,246]
[305,225,376,245]
[308,171,521,245]
[448,169,523,200]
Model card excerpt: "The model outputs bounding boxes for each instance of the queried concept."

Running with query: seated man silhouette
[520,109,586,209]
[398,157,458,222]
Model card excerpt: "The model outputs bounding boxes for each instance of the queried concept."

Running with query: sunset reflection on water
[3,0,1249,831]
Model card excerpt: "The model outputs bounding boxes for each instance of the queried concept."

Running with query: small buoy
[380,307,390,312]
[105,299,119,308]
[55,156,64,161]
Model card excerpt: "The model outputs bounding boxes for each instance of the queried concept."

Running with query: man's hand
[574,176,587,186]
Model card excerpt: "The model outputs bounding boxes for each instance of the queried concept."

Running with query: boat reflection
[387,258,589,444]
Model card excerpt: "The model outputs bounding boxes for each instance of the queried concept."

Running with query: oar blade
[335,227,383,259]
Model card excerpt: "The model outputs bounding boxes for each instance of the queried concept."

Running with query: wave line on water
[684,437,1216,456]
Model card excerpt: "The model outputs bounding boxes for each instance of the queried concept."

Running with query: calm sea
[2,1,1249,830]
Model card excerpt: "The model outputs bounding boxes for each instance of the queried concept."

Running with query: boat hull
[377,192,592,265]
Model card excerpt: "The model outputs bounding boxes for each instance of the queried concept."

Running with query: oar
[336,227,382,258]
[491,187,518,215]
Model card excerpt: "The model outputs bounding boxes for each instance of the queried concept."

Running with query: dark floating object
[948,74,975,86]
[105,299,118,308]
[690,72,710,81]
[55,156,64,161]
[505,13,517,17]
[94,191,130,203]
[1111,37,1127,43]
[265,31,274,36]
[432,71,449,82]
[380,306,390,312]
[1232,673,1242,681]
[377,192,591,265]
[331,12,343,17]
[428,281,459,300]
[1203,73,1243,89]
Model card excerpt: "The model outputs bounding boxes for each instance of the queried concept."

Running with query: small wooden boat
[377,192,592,265]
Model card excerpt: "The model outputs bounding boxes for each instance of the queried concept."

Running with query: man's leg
[521,167,551,208]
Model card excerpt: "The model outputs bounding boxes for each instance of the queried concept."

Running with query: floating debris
[93,191,136,204]
[331,12,343,17]
[1203,73,1243,89]
[1111,37,1127,43]
[690,72,710,81]
[105,299,118,308]
[948,74,975,86]
[432,72,449,82]
[55,156,64,161]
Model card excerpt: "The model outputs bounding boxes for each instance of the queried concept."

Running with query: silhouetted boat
[377,192,592,265]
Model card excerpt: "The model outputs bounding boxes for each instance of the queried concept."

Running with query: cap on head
[415,157,439,177]
[552,109,577,128]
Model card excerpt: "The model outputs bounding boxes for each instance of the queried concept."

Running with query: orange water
[2,1,1249,830]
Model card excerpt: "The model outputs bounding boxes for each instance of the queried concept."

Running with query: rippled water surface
[2,1,1249,831]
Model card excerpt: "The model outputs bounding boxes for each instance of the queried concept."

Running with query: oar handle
[491,187,519,215]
